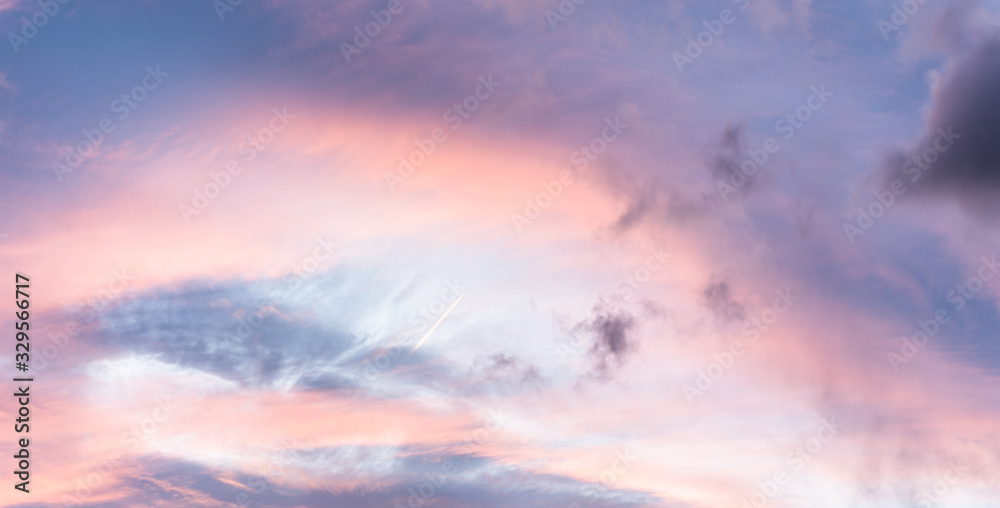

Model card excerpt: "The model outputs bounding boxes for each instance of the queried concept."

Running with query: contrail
[411,292,466,352]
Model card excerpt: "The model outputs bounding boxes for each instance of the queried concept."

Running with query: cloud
[86,279,358,390]
[703,123,765,200]
[880,14,1000,217]
[468,352,547,393]
[610,181,708,233]
[707,124,746,179]
[28,451,665,508]
[701,276,746,323]
[748,0,814,37]
[574,301,639,381]
[0,70,13,93]
[0,0,19,15]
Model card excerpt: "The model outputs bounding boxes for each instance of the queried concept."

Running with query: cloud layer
[2,0,1000,507]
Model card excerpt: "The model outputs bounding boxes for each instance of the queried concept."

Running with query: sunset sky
[2,0,1000,507]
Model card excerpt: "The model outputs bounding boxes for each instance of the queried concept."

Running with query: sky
[1,0,1000,506]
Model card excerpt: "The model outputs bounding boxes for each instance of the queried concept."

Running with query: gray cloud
[468,352,547,393]
[707,124,745,180]
[701,276,746,323]
[610,183,708,234]
[704,123,764,198]
[881,28,1000,217]
[574,302,639,381]
[85,279,357,389]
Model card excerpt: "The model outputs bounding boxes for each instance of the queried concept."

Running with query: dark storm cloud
[881,33,1000,217]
